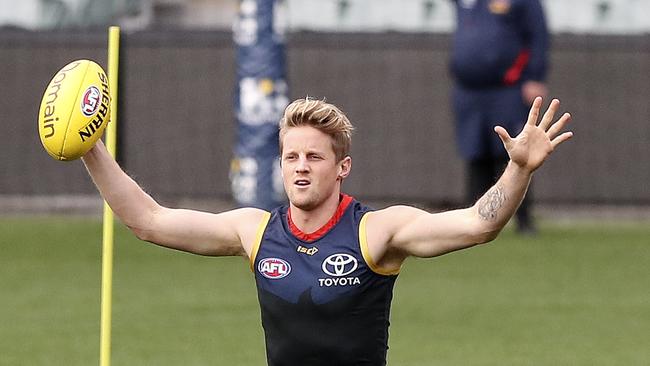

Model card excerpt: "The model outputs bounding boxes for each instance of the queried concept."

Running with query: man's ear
[338,156,352,179]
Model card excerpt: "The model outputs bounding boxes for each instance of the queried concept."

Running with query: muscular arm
[365,98,572,268]
[366,164,529,264]
[82,140,265,257]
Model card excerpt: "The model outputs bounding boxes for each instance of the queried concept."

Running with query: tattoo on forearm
[478,185,506,221]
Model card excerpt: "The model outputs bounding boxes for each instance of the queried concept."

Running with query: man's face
[280,126,348,211]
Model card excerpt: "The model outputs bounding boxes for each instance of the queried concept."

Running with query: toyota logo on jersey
[258,258,291,279]
[322,253,358,277]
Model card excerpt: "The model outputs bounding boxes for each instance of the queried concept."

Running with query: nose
[295,156,310,173]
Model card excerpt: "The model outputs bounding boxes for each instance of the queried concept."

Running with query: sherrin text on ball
[38,59,110,161]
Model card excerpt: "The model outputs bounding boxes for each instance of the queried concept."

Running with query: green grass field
[1,216,649,365]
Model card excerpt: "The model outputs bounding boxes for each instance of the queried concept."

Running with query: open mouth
[294,179,310,187]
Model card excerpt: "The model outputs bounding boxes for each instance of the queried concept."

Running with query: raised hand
[494,97,573,173]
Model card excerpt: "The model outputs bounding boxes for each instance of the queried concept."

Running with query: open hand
[494,97,573,173]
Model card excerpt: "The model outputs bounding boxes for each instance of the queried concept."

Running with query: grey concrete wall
[2,30,649,207]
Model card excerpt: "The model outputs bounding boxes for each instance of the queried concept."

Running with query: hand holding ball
[38,60,110,161]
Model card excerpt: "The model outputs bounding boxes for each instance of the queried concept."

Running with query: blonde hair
[279,98,354,162]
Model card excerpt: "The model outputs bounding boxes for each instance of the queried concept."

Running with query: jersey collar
[287,194,354,243]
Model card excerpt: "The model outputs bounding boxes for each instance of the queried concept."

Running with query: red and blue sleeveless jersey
[250,194,399,366]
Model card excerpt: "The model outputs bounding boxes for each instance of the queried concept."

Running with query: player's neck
[289,192,343,234]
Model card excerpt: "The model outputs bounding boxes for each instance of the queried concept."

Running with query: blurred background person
[449,0,549,235]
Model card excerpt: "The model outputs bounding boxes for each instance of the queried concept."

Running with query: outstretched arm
[365,98,572,269]
[472,96,573,234]
[82,141,266,257]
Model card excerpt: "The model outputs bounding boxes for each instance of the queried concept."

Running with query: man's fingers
[526,97,543,126]
[538,98,560,131]
[494,126,512,147]
[551,131,574,149]
[546,112,572,139]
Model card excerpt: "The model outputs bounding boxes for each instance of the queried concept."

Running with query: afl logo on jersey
[258,258,291,279]
[322,253,358,277]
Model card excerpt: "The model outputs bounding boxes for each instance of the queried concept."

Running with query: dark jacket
[450,0,549,88]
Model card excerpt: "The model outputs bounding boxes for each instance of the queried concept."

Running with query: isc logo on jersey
[319,253,361,287]
[258,258,291,279]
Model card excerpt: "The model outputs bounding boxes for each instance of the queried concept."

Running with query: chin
[288,192,320,211]
[290,198,318,211]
